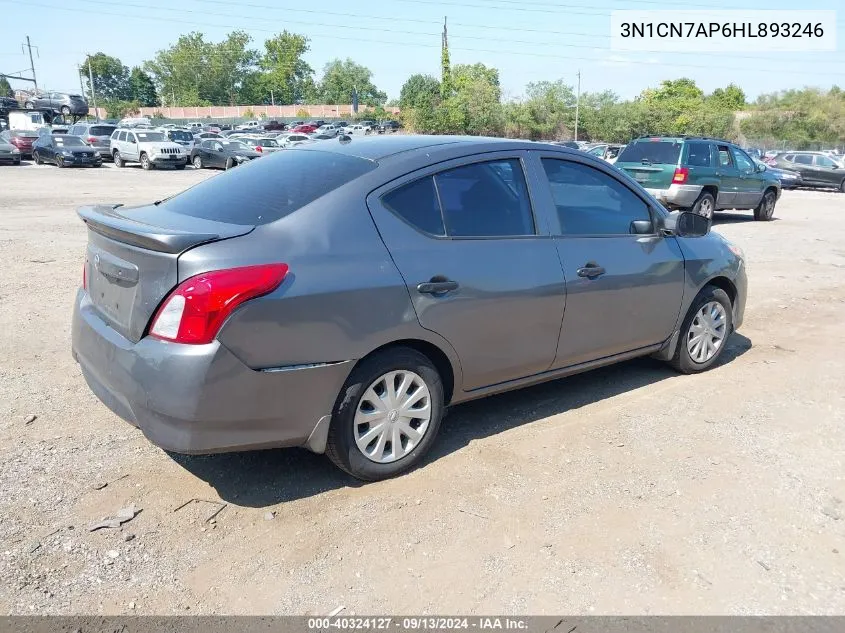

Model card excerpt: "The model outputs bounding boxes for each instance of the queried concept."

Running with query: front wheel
[839,179,845,193]
[113,151,124,168]
[192,155,203,169]
[691,192,715,220]
[33,151,42,165]
[56,156,65,168]
[669,285,734,374]
[753,190,777,221]
[325,347,445,481]
[140,153,152,170]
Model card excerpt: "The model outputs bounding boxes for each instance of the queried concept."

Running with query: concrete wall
[134,104,400,120]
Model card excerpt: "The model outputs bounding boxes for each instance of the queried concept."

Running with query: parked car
[240,137,283,154]
[190,138,261,169]
[615,136,781,221]
[72,136,746,481]
[552,141,579,150]
[754,159,801,190]
[771,151,845,192]
[310,120,328,127]
[118,117,152,128]
[585,143,624,162]
[262,120,287,131]
[0,129,38,157]
[290,124,318,134]
[24,91,88,116]
[343,124,372,136]
[32,134,102,167]
[335,120,349,128]
[163,128,196,153]
[186,122,204,131]
[310,133,336,141]
[236,121,262,131]
[194,132,221,140]
[315,124,341,138]
[109,129,188,170]
[377,120,401,133]
[67,122,117,160]
[0,138,21,165]
[278,133,314,148]
[289,120,305,127]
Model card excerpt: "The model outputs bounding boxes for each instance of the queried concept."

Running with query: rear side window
[118,131,127,142]
[434,159,535,237]
[161,151,377,225]
[686,142,711,167]
[90,125,115,137]
[541,159,652,236]
[382,177,445,236]
[794,154,812,165]
[617,140,682,165]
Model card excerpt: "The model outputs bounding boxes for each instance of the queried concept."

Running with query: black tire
[56,156,65,168]
[753,189,777,221]
[60,106,71,115]
[691,191,716,220]
[192,155,203,169]
[669,285,734,374]
[325,347,445,481]
[113,151,124,168]
[24,101,34,110]
[33,151,41,165]
[225,158,234,170]
[840,179,845,193]
[140,153,152,170]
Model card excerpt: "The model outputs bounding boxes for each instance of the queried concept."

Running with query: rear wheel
[669,285,733,374]
[192,155,203,169]
[140,153,152,170]
[326,347,444,481]
[113,151,124,168]
[33,151,42,165]
[691,192,715,220]
[753,189,777,221]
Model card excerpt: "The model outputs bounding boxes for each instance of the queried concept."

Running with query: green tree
[81,53,130,101]
[452,63,500,100]
[129,67,157,107]
[441,27,451,99]
[259,31,314,105]
[709,84,746,111]
[399,74,440,110]
[0,75,11,97]
[317,59,386,106]
[143,31,258,106]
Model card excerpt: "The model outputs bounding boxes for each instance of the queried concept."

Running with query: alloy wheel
[686,301,727,364]
[354,370,432,464]
[698,197,714,220]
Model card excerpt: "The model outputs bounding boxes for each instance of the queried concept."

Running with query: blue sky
[0,0,843,102]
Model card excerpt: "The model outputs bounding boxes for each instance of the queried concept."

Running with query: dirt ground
[1,162,844,616]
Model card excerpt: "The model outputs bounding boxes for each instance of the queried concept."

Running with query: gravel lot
[1,162,844,616]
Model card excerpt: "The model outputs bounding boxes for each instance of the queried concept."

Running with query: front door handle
[577,264,606,279]
[417,280,459,295]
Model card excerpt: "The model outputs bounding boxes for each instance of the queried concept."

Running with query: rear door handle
[577,264,606,279]
[417,280,459,294]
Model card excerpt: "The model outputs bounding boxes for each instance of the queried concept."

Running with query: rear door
[532,153,685,367]
[713,144,739,207]
[367,152,566,391]
[616,139,683,190]
[731,146,765,208]
[813,154,843,186]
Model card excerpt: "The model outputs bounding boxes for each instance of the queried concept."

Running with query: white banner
[611,10,837,52]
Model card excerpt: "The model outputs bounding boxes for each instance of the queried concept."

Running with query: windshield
[54,136,86,147]
[168,130,194,141]
[617,140,683,165]
[135,132,166,142]
[90,126,116,137]
[162,151,377,225]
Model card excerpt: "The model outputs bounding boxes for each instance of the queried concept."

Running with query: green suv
[616,136,782,221]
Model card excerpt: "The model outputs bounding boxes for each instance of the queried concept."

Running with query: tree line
[80,29,844,148]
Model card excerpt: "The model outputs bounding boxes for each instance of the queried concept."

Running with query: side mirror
[831,164,839,170]
[756,163,767,172]
[662,210,710,238]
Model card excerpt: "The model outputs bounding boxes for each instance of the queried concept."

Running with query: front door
[812,154,843,187]
[713,144,739,208]
[731,146,765,208]
[367,153,566,391]
[791,154,816,182]
[532,153,686,367]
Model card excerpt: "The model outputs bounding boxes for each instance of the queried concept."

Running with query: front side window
[434,159,535,237]
[814,155,836,167]
[541,158,652,236]
[731,148,755,173]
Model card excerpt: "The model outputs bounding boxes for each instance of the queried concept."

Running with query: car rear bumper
[645,184,703,208]
[72,289,353,454]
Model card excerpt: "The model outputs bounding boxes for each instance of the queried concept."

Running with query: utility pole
[24,36,38,89]
[270,89,274,106]
[87,57,99,121]
[78,64,85,98]
[574,69,581,142]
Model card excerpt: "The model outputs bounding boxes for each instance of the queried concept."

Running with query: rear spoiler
[77,204,222,254]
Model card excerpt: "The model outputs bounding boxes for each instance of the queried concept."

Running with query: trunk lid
[79,204,254,343]
[616,139,683,189]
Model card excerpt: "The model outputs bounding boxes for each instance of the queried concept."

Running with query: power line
[2,0,843,78]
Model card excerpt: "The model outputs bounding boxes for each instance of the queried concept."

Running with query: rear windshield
[90,125,116,137]
[617,140,683,165]
[168,130,194,141]
[11,130,38,138]
[161,150,377,225]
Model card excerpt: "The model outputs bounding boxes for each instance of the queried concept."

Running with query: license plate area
[89,249,139,329]
[634,172,650,182]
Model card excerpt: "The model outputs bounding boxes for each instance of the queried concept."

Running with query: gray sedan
[72,136,747,481]
[0,139,22,164]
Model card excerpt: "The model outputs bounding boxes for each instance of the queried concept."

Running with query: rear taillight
[256,146,263,153]
[87,136,97,144]
[148,264,288,344]
[672,167,689,184]
[82,260,87,290]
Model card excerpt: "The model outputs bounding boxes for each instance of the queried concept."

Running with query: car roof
[298,134,542,161]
